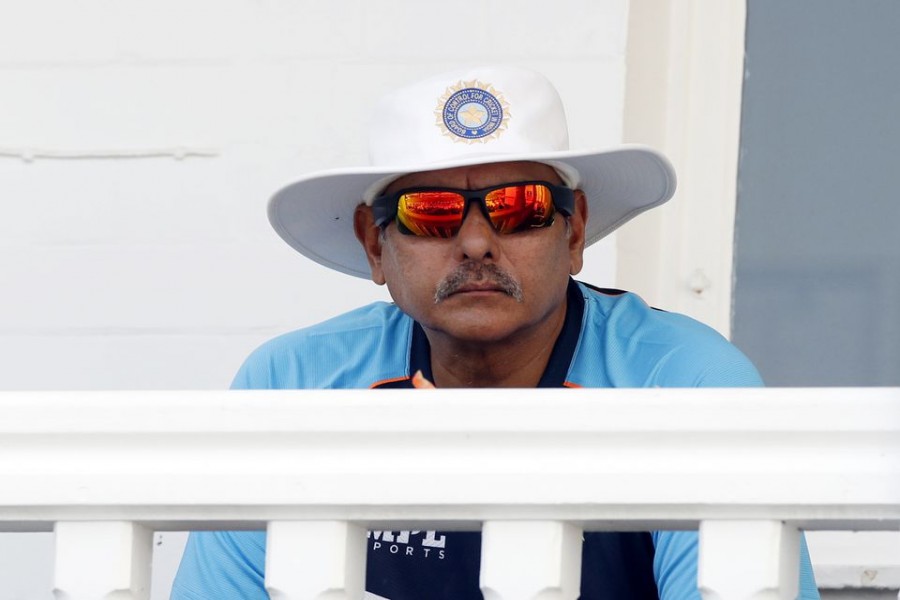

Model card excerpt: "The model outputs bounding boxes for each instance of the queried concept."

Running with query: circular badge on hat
[435,80,510,143]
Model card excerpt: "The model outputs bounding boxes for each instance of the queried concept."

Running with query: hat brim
[268,145,676,279]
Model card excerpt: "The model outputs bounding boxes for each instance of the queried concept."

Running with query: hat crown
[368,66,571,167]
[268,65,675,279]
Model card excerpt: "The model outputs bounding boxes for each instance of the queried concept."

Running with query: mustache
[433,262,524,303]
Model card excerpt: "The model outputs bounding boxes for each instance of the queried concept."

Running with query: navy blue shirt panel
[365,531,659,600]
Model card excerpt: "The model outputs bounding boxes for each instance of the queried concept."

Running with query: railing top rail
[1,388,898,532]
[1,387,899,432]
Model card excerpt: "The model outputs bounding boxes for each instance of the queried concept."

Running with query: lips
[452,281,506,294]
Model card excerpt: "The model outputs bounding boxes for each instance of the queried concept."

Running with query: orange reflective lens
[372,182,574,238]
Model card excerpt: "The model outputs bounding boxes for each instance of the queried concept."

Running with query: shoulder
[570,283,762,387]
[231,302,413,389]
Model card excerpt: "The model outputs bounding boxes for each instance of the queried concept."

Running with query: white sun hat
[268,65,676,278]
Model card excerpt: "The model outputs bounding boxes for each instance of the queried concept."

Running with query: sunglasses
[371,181,575,238]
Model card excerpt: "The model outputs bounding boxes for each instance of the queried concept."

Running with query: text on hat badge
[435,80,511,143]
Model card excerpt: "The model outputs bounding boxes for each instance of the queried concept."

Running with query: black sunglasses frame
[370,180,576,236]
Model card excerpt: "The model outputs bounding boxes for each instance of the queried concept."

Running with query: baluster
[480,521,582,600]
[698,520,799,600]
[53,521,152,600]
[265,521,366,600]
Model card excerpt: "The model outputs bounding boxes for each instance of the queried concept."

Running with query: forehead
[386,161,562,193]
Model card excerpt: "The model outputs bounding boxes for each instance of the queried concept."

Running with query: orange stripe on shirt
[370,375,411,388]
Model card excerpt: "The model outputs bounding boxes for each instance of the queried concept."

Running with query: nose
[453,203,500,262]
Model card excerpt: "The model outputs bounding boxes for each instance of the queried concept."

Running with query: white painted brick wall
[0,0,626,596]
[0,0,626,392]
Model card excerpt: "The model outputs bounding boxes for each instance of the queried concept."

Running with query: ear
[567,190,588,275]
[353,204,386,285]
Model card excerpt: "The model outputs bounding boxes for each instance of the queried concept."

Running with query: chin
[429,316,527,344]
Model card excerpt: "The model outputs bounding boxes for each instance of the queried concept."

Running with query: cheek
[511,234,572,280]
[380,239,440,308]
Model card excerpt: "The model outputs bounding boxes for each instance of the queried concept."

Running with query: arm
[170,350,277,599]
[171,531,269,600]
[652,531,819,600]
[649,336,820,599]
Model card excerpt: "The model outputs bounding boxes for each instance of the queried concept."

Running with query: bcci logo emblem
[435,80,510,143]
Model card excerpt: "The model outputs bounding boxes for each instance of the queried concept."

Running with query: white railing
[1,388,898,600]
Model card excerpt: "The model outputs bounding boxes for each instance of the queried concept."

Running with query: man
[172,66,819,599]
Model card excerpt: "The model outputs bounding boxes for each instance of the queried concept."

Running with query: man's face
[355,161,587,345]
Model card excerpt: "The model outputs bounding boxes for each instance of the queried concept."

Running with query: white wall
[0,0,625,393]
[0,1,628,597]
